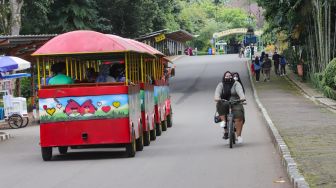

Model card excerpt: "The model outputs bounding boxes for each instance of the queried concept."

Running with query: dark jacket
[272,53,280,63]
[262,58,272,69]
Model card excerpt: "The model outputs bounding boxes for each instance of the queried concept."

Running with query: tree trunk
[9,0,23,35]
[333,16,336,59]
[327,2,331,63]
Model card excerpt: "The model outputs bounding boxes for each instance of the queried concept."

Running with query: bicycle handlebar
[219,99,247,105]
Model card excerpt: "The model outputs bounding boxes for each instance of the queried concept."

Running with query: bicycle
[220,99,246,148]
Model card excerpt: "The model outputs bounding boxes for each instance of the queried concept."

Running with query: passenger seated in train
[83,68,98,83]
[96,62,126,83]
[48,62,74,85]
[96,64,111,83]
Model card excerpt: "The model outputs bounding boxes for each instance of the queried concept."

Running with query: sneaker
[220,121,225,128]
[222,132,229,140]
[237,136,243,144]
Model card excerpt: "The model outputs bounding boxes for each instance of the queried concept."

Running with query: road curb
[246,62,310,188]
[0,132,11,142]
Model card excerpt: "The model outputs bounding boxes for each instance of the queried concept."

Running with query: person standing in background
[254,56,262,82]
[262,54,272,81]
[280,55,287,76]
[272,51,280,76]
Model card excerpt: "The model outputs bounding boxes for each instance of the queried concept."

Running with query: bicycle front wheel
[21,117,29,128]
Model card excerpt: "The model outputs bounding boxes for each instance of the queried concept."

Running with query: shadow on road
[51,150,129,161]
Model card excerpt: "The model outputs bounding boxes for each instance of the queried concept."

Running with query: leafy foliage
[19,0,256,51]
[182,0,255,50]
[324,58,336,90]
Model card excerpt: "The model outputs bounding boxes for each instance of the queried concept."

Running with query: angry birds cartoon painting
[79,100,97,116]
[64,99,81,117]
[39,94,129,123]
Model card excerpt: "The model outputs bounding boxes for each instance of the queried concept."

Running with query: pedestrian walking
[250,60,255,76]
[250,44,255,57]
[260,51,265,74]
[280,55,287,76]
[260,51,265,62]
[239,46,245,58]
[272,51,280,76]
[262,54,272,81]
[254,56,262,82]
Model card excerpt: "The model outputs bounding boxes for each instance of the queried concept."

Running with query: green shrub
[197,51,210,56]
[20,77,32,99]
[27,97,34,112]
[323,58,336,90]
[308,59,336,100]
[323,85,336,100]
[310,73,324,90]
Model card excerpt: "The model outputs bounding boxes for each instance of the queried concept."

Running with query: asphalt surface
[0,54,291,188]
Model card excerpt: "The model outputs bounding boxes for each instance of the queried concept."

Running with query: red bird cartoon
[79,99,97,116]
[64,99,81,117]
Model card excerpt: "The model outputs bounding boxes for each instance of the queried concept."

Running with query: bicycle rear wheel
[8,114,23,129]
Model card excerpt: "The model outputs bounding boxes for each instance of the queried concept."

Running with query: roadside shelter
[136,29,194,56]
[0,34,56,97]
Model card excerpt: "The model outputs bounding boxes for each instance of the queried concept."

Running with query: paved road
[0,55,291,188]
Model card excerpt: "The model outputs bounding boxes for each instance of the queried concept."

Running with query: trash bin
[208,48,212,55]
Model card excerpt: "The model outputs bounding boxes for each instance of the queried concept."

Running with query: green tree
[181,0,254,51]
[48,0,102,32]
[96,0,182,38]
[256,0,336,75]
[21,0,54,34]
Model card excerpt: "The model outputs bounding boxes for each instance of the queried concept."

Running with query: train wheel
[58,147,68,154]
[156,122,162,136]
[41,147,52,161]
[167,108,173,128]
[136,133,144,151]
[161,120,167,131]
[126,131,136,157]
[150,127,156,141]
[143,130,150,146]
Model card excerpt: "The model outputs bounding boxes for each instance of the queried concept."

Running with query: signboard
[213,28,264,38]
[213,28,247,38]
[155,34,166,42]
[244,36,258,46]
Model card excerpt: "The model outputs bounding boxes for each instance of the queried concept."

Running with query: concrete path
[253,67,336,188]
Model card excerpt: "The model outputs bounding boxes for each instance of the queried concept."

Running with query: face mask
[224,78,233,83]
[233,77,238,81]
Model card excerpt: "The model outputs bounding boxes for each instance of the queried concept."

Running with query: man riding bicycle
[214,71,246,144]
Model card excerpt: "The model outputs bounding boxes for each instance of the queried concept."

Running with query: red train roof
[32,30,144,56]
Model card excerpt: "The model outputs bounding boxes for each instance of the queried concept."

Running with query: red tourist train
[32,30,173,161]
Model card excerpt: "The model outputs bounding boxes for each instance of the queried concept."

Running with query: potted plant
[297,58,304,77]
